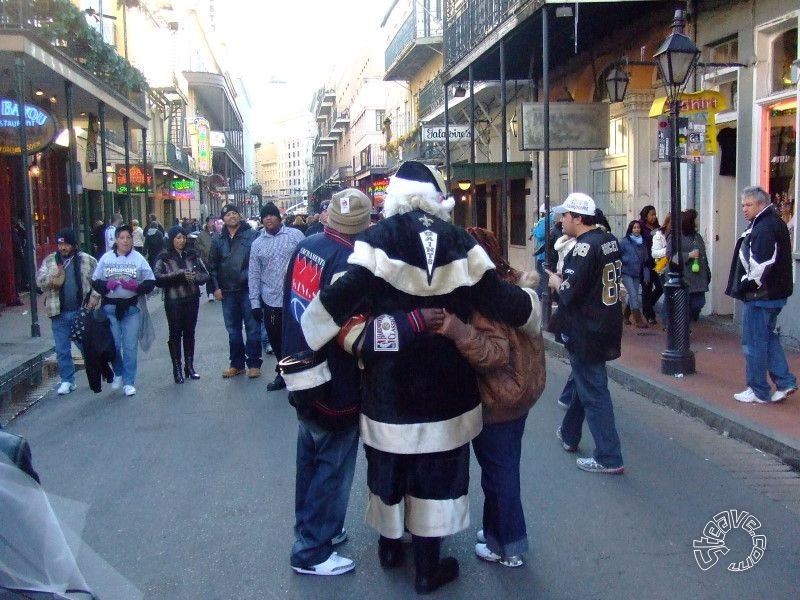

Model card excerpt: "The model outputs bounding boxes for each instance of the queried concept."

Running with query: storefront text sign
[0,98,58,155]
[519,103,610,150]
[421,125,471,142]
[115,164,152,193]
[650,91,727,160]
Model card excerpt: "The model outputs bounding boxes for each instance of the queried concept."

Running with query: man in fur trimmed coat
[301,161,540,594]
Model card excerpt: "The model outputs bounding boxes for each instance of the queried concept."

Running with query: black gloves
[251,307,263,322]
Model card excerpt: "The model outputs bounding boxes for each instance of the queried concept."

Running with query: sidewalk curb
[0,347,54,395]
[544,335,800,471]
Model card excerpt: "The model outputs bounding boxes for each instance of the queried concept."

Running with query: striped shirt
[248,224,305,308]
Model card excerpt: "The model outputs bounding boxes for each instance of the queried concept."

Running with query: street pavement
[5,298,800,599]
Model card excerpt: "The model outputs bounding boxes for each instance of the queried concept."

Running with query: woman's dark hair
[680,209,697,236]
[625,220,641,236]
[114,224,133,238]
[639,204,658,225]
[661,213,672,235]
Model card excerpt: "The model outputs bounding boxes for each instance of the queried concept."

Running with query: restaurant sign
[115,164,152,193]
[421,125,471,142]
[0,98,58,155]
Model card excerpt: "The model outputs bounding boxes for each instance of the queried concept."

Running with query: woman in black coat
[154,226,210,383]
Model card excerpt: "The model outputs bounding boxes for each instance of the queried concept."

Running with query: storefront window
[771,27,798,92]
[762,101,797,224]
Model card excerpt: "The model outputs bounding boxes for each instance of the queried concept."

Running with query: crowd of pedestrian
[37,166,796,595]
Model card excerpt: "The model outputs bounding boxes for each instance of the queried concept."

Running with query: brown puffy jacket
[441,311,546,424]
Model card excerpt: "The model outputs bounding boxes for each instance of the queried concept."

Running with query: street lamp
[654,9,700,375]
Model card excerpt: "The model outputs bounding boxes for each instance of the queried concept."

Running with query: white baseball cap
[552,192,596,216]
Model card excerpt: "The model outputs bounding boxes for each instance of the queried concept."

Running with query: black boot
[266,373,286,391]
[168,340,184,384]
[413,536,459,595]
[183,336,200,380]
[378,535,404,569]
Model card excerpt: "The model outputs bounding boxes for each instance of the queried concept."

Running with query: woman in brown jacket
[433,227,545,568]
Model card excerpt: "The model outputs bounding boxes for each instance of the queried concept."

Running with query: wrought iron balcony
[385,5,443,81]
[418,78,445,120]
[358,144,388,172]
[444,0,523,71]
[143,141,191,174]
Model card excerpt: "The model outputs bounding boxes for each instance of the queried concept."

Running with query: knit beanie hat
[260,202,281,219]
[221,203,240,217]
[167,225,187,242]
[55,228,77,246]
[327,188,372,235]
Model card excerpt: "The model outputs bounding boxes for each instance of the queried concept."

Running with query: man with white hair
[301,161,539,594]
[727,186,796,404]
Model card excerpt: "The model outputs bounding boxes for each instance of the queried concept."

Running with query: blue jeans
[51,310,79,385]
[103,304,141,386]
[560,352,623,468]
[742,302,797,401]
[558,372,575,407]
[220,290,262,369]
[292,420,359,568]
[261,321,271,353]
[472,414,529,557]
[622,275,641,311]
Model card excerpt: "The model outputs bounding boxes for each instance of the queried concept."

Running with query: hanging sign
[192,117,212,175]
[0,98,58,155]
[518,103,610,150]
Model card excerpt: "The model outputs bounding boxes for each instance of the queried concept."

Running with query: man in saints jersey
[547,193,625,474]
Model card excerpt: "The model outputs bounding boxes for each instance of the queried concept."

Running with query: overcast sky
[223,1,391,133]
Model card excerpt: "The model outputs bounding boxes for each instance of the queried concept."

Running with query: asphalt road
[7,298,800,600]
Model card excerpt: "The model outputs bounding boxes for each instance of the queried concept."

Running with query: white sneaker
[57,382,76,395]
[733,387,768,404]
[123,385,137,396]
[292,552,354,576]
[331,529,348,546]
[474,543,524,568]
[476,529,486,544]
[111,376,123,390]
[771,387,797,403]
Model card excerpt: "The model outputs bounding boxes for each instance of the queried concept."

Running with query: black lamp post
[654,9,700,375]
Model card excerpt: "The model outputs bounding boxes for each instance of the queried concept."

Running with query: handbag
[654,255,669,274]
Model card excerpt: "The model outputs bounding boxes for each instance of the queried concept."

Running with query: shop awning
[451,161,532,183]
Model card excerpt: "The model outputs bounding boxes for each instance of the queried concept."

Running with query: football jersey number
[602,259,623,306]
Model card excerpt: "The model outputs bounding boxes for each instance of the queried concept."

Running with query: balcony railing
[0,0,148,108]
[444,0,524,70]
[358,144,387,172]
[385,4,443,77]
[142,141,191,174]
[418,78,445,119]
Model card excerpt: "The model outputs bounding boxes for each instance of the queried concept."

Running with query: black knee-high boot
[168,340,184,384]
[183,336,200,379]
[412,535,458,595]
[378,535,404,569]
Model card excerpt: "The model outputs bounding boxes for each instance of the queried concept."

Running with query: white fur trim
[518,287,541,338]
[386,176,439,198]
[348,241,495,296]
[365,492,470,538]
[359,404,482,454]
[300,295,340,350]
